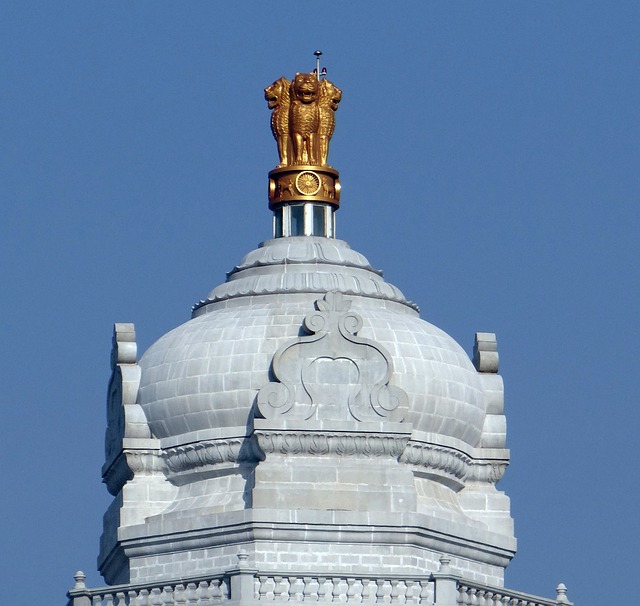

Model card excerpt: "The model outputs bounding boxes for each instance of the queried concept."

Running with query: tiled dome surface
[138,238,486,447]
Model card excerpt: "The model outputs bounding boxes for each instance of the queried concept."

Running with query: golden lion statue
[318,79,342,167]
[264,76,291,168]
[265,72,341,168]
[289,73,320,165]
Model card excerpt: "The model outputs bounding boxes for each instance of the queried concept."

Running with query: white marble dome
[138,237,486,446]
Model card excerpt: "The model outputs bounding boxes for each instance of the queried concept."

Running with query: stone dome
[99,72,517,592]
[138,237,487,447]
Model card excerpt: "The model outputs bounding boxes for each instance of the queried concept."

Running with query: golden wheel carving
[295,171,322,196]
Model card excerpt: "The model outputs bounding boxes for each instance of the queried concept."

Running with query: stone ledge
[117,508,517,570]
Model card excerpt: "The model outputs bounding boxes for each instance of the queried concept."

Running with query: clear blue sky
[2,3,638,604]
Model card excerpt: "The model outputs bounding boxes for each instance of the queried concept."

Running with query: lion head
[320,79,342,111]
[291,72,319,104]
[264,77,290,109]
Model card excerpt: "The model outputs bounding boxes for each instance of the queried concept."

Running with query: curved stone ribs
[257,292,408,422]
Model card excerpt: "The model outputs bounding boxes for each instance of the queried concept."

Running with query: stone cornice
[118,509,516,569]
[146,426,508,487]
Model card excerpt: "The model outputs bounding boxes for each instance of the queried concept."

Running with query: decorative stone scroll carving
[400,433,510,489]
[105,324,143,460]
[103,323,161,495]
[473,332,499,373]
[257,292,408,422]
[401,440,472,488]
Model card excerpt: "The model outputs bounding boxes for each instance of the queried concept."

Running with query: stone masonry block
[479,414,506,448]
[479,373,504,414]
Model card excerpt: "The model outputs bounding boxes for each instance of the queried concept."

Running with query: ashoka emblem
[296,171,321,196]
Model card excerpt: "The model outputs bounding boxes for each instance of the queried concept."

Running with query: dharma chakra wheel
[268,165,340,210]
[296,171,321,196]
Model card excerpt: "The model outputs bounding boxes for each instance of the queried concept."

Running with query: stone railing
[456,581,572,606]
[255,575,434,603]
[67,572,230,606]
[457,581,571,606]
[67,572,433,606]
[67,555,571,606]
[428,556,572,606]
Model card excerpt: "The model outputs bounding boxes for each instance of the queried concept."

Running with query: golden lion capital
[265,72,342,169]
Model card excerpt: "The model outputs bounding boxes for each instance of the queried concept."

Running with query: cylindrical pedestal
[268,165,340,210]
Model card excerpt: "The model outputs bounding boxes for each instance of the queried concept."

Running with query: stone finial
[230,549,256,601]
[432,556,459,606]
[555,583,571,605]
[438,555,452,574]
[72,571,86,590]
[473,332,499,373]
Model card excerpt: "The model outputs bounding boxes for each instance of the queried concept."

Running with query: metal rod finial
[314,50,324,80]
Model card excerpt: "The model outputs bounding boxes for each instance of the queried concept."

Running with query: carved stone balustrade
[68,570,571,606]
[456,581,573,606]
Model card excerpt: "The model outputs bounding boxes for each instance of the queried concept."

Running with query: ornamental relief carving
[162,436,263,475]
[255,430,409,459]
[155,434,506,485]
[466,460,508,484]
[257,292,408,423]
